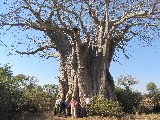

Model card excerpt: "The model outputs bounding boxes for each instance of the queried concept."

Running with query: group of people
[54,95,92,119]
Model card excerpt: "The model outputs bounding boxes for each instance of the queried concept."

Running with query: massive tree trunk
[43,2,118,103]
[55,4,118,102]
[56,30,117,103]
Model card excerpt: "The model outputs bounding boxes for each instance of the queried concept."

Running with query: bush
[115,87,142,114]
[0,64,58,119]
[89,95,122,117]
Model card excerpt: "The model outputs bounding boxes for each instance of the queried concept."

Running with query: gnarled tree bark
[53,28,117,102]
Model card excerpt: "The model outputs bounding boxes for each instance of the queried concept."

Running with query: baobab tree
[0,0,159,102]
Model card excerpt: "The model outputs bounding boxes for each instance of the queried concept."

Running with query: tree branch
[110,0,159,35]
[53,0,67,29]
[86,2,100,25]
[1,21,44,31]
[60,6,90,40]
[45,52,60,59]
[118,1,158,25]
[148,0,158,15]
[23,0,44,24]
[16,45,53,55]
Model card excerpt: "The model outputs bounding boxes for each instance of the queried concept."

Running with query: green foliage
[144,82,160,112]
[0,64,21,119]
[0,64,59,120]
[115,75,142,114]
[89,95,122,117]
[146,82,157,93]
[115,87,142,114]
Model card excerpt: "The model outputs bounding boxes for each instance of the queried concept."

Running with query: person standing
[85,95,92,117]
[69,97,77,119]
[80,97,87,117]
[54,97,60,115]
[59,98,67,118]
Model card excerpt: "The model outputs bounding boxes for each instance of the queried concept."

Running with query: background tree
[0,64,16,119]
[116,75,141,113]
[117,74,138,90]
[146,82,160,110]
[146,82,157,93]
[0,0,159,102]
[0,63,59,119]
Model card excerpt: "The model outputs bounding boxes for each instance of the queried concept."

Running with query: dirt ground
[20,111,160,120]
[23,111,98,120]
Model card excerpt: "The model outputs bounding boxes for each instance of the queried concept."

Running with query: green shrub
[89,95,122,117]
[0,64,58,119]
[115,87,142,114]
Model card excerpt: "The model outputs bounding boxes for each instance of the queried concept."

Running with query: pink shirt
[70,100,77,108]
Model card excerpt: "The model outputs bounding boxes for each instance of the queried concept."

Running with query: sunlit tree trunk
[57,34,117,103]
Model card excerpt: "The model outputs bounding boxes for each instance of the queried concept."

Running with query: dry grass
[16,111,160,120]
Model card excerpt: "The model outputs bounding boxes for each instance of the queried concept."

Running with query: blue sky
[110,41,160,93]
[1,34,160,93]
[0,0,160,93]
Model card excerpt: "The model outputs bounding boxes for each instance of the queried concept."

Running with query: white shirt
[85,97,92,105]
[55,99,60,104]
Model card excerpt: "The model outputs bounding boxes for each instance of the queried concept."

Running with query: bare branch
[86,2,100,25]
[148,0,158,15]
[23,0,44,24]
[115,1,158,25]
[1,23,26,27]
[52,1,67,28]
[37,0,45,15]
[16,45,53,55]
[56,10,67,28]
[46,52,60,59]
[115,25,131,43]
[0,0,159,61]
[1,21,43,31]
[109,0,159,35]
[60,6,90,40]
[43,25,73,36]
